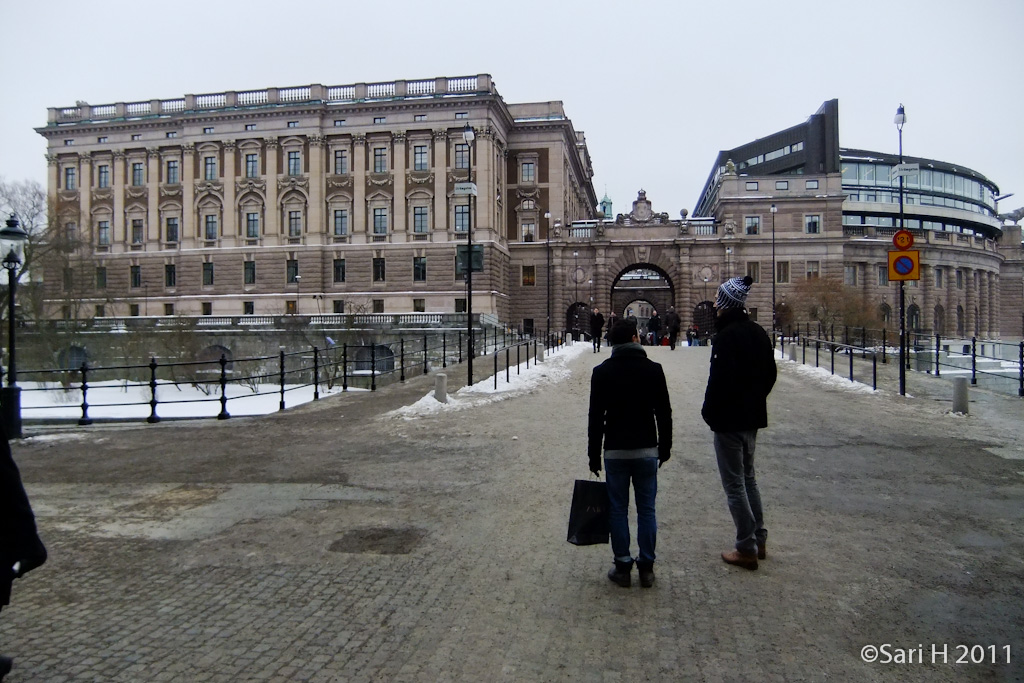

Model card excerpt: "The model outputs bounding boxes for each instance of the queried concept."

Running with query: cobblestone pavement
[2,343,1023,682]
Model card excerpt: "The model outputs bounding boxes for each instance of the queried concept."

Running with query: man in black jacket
[588,320,672,588]
[589,308,605,353]
[701,276,777,570]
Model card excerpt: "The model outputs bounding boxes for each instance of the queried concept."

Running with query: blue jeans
[714,430,767,556]
[604,457,658,564]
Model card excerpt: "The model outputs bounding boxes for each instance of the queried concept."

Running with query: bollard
[537,345,545,363]
[952,377,969,414]
[787,343,798,362]
[434,373,448,404]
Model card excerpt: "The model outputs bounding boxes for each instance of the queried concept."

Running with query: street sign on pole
[892,229,914,250]
[890,162,919,180]
[453,182,478,196]
[888,250,920,281]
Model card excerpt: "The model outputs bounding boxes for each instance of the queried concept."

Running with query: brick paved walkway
[2,344,1023,681]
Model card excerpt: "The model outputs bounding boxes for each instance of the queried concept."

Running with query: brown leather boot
[721,549,758,570]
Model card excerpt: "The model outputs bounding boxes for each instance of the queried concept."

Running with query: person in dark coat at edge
[646,309,662,346]
[701,275,777,570]
[0,422,47,680]
[588,320,672,588]
[590,307,605,353]
[663,306,682,350]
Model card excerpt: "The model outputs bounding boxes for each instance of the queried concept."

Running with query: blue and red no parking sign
[888,229,920,281]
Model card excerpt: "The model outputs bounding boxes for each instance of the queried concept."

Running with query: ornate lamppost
[895,104,907,396]
[1,214,28,438]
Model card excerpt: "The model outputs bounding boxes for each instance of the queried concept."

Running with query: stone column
[147,148,160,244]
[307,136,324,244]
[113,152,126,245]
[46,155,59,208]
[919,264,932,333]
[265,139,280,239]
[181,145,196,246]
[352,135,367,243]
[964,267,976,337]
[433,130,448,237]
[476,130,491,236]
[79,154,92,242]
[978,268,989,338]
[990,272,999,339]
[392,133,407,239]
[223,141,237,241]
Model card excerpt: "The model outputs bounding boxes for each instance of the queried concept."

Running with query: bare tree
[790,276,883,332]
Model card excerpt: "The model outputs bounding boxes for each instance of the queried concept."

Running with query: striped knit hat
[715,276,753,311]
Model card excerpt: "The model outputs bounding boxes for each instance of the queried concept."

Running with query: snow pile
[776,350,878,395]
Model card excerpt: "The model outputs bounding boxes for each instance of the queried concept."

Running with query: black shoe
[0,655,13,680]
[637,561,655,588]
[607,560,633,587]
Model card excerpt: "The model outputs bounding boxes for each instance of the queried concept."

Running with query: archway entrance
[692,302,714,343]
[610,265,674,323]
[566,302,589,340]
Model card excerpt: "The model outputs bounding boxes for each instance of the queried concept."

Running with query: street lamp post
[1,214,28,438]
[544,212,551,343]
[770,203,778,335]
[463,123,475,386]
[573,250,579,340]
[895,104,907,396]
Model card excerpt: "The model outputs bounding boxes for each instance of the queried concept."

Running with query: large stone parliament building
[37,76,1023,340]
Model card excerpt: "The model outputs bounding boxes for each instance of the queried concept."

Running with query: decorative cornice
[194,180,224,199]
[159,185,182,198]
[326,175,353,190]
[516,188,539,199]
[112,150,126,160]
[352,134,367,145]
[407,171,434,185]
[57,190,80,203]
[182,143,196,154]
[433,130,448,142]
[235,178,267,195]
[91,188,113,202]
[265,137,279,149]
[447,170,474,184]
[223,140,237,152]
[147,148,160,159]
[277,176,309,193]
[392,132,406,144]
[125,186,148,200]
[46,155,59,166]
[308,135,324,147]
[78,152,92,162]
[367,173,393,188]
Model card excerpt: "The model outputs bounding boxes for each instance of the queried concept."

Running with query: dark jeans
[668,330,679,349]
[592,334,601,351]
[605,457,658,564]
[713,430,767,556]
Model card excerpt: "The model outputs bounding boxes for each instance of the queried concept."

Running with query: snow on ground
[775,349,879,395]
[386,341,590,420]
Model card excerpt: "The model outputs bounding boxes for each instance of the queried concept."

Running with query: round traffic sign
[893,229,914,250]
[894,255,915,275]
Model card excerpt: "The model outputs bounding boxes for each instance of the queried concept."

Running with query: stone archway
[566,302,589,339]
[610,264,674,322]
[692,302,714,341]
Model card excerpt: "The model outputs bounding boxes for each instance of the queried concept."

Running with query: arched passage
[610,264,674,322]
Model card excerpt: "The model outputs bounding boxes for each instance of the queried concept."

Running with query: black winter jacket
[701,308,777,433]
[1,423,47,606]
[588,344,672,469]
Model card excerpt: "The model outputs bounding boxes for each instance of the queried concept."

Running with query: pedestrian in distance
[605,311,619,342]
[590,307,605,353]
[701,275,777,570]
[664,307,681,350]
[588,320,673,588]
[647,309,662,347]
[0,422,48,679]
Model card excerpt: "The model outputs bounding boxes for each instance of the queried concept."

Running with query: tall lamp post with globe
[895,104,907,396]
[1,214,28,438]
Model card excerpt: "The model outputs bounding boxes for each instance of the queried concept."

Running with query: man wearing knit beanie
[701,275,777,570]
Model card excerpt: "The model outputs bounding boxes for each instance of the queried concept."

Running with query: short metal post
[935,334,941,378]
[849,345,854,382]
[342,343,348,392]
[442,333,447,368]
[815,338,820,367]
[506,347,510,383]
[517,342,521,374]
[458,331,463,364]
[494,352,498,390]
[217,354,230,419]
[871,351,877,390]
[148,356,160,423]
[861,327,867,358]
[400,339,406,382]
[371,344,377,391]
[423,336,428,375]
[971,337,978,385]
[802,336,806,365]
[279,349,286,411]
[882,328,888,364]
[830,343,836,375]
[78,362,92,426]
[313,347,320,401]
[1018,341,1023,397]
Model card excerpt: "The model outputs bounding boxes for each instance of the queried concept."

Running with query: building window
[245,123,256,131]
[202,302,213,316]
[373,257,386,282]
[745,181,759,191]
[455,205,469,232]
[130,265,142,288]
[956,269,963,289]
[62,268,74,292]
[413,298,425,312]
[64,222,76,243]
[455,112,468,120]
[521,162,535,183]
[166,160,179,184]
[413,256,427,282]
[774,180,789,190]
[744,216,760,235]
[747,261,760,283]
[287,121,298,128]
[372,299,384,313]
[97,221,111,246]
[97,165,110,188]
[844,265,857,286]
[805,179,819,190]
[413,206,429,233]
[455,143,469,170]
[131,134,142,141]
[246,213,260,238]
[522,265,536,286]
[204,215,218,240]
[521,199,535,210]
[165,264,176,288]
[286,259,299,283]
[333,300,345,313]
[373,147,387,173]
[166,131,177,138]
[164,303,174,316]
[64,139,74,146]
[131,219,144,244]
[165,217,179,243]
[805,215,821,234]
[202,262,214,286]
[64,167,76,190]
[95,304,105,317]
[131,162,145,186]
[333,258,346,283]
[95,266,107,290]
[130,304,140,317]
[414,114,426,122]
[244,261,256,285]
[203,156,217,180]
[935,268,944,289]
[776,261,790,284]
[521,223,535,242]
[97,136,107,143]
[373,208,388,234]
[331,209,348,236]
[245,154,259,178]
[333,150,348,175]
[455,298,467,313]
[334,119,345,127]
[243,301,254,315]
[413,145,429,171]
[203,127,214,134]
[287,151,301,176]
[288,211,302,237]
[876,265,888,286]
[806,261,820,279]
[373,116,386,124]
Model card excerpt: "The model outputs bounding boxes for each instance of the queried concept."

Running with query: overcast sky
[2,0,1022,220]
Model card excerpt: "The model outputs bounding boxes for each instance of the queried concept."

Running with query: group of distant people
[588,306,708,351]
[587,275,777,587]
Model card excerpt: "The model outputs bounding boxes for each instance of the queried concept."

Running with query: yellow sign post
[888,250,920,281]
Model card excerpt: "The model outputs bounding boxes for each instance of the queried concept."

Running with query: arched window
[907,304,921,332]
[933,305,945,336]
